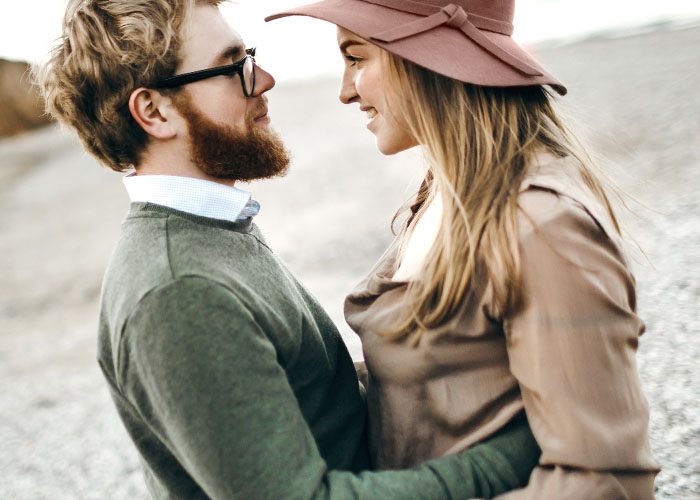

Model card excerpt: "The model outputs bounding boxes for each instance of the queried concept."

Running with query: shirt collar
[123,173,259,222]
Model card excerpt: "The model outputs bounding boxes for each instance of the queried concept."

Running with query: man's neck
[135,140,235,187]
[135,147,236,188]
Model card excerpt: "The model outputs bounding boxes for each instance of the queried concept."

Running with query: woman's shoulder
[512,154,639,316]
[513,152,636,280]
[516,152,620,246]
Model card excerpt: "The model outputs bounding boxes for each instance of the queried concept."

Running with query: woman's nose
[338,69,358,104]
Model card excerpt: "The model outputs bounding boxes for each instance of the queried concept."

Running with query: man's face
[169,4,289,181]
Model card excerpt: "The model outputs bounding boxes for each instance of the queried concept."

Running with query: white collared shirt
[123,173,259,222]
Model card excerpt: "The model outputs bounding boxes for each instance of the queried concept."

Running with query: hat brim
[266,0,566,95]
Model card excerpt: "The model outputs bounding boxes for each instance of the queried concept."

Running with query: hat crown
[416,0,515,24]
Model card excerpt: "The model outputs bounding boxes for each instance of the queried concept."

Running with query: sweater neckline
[128,202,255,234]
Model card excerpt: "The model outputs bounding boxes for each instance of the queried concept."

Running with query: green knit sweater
[97,203,540,499]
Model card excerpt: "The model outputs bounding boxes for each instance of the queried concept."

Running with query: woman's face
[337,27,417,155]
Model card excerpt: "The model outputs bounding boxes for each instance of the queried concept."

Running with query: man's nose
[338,70,358,104]
[252,64,275,96]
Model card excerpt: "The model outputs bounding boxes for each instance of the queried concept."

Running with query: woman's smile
[361,105,379,128]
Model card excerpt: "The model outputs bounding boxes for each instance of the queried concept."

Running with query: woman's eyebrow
[339,40,366,53]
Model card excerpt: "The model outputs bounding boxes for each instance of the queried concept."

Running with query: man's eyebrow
[339,39,366,53]
[212,44,244,65]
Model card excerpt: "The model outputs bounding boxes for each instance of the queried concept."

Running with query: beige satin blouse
[344,154,659,499]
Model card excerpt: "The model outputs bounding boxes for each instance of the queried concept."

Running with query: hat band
[362,0,514,35]
[361,0,543,77]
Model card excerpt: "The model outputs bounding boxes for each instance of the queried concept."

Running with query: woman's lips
[360,105,378,129]
[360,105,377,118]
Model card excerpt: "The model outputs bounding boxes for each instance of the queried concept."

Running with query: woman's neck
[393,192,443,282]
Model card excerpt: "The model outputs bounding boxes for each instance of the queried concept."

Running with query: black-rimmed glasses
[155,47,257,97]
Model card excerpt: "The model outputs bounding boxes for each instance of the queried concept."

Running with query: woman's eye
[344,54,361,65]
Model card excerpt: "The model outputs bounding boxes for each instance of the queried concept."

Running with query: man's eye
[344,54,360,65]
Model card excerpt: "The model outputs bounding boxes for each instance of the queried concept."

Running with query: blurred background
[1,0,699,498]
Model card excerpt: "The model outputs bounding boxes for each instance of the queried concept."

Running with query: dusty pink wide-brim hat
[265,0,567,95]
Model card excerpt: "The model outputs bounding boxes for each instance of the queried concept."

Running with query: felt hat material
[266,0,567,95]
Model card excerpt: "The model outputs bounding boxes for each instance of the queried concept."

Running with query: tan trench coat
[345,154,660,499]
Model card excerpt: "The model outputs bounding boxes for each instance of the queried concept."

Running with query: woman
[268,1,659,498]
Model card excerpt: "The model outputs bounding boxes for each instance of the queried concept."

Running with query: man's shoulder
[98,205,290,349]
[105,203,266,288]
[97,217,259,384]
[98,209,175,370]
[102,207,172,303]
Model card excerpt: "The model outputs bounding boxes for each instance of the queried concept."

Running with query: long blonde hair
[382,52,620,343]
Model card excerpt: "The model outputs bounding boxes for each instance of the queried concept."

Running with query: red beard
[173,95,290,182]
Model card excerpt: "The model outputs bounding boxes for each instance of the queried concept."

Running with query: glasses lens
[242,56,255,96]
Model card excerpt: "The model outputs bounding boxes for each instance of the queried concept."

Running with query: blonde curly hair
[36,0,225,171]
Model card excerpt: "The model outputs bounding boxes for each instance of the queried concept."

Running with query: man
[38,1,540,498]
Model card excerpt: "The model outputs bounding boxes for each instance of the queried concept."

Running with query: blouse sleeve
[497,188,659,499]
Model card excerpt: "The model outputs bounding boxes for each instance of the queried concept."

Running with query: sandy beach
[1,23,699,498]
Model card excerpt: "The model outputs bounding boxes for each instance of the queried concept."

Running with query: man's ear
[128,87,181,139]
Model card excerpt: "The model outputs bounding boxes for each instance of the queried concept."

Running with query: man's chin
[175,95,290,182]
[195,124,290,182]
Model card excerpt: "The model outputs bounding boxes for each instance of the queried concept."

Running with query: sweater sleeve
[497,190,658,499]
[118,275,538,500]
